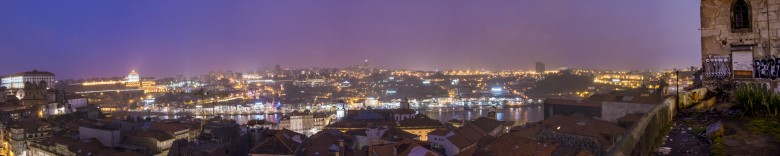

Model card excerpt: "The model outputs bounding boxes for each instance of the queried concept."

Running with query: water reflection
[153,114,278,125]
[423,106,544,124]
[148,106,544,125]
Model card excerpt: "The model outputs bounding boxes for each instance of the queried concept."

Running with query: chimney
[338,139,345,156]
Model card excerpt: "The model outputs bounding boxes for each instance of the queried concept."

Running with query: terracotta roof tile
[541,115,626,148]
[134,130,175,141]
[249,128,305,155]
[476,135,558,156]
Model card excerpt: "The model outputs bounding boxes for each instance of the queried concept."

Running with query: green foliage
[711,137,727,156]
[734,85,780,116]
[691,127,706,135]
[746,118,780,141]
[529,72,593,94]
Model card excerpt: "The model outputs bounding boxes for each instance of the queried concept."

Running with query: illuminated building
[1,70,55,89]
[127,70,139,83]
[81,80,124,86]
[426,117,508,156]
[288,110,315,135]
[4,120,52,156]
[117,70,166,93]
[326,99,446,142]
[594,73,646,88]
[292,79,329,87]
[126,70,141,87]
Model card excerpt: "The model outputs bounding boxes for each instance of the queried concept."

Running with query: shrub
[734,85,780,116]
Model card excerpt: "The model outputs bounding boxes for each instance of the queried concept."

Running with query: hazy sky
[0,0,700,79]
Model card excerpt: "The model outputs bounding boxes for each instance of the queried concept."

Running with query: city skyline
[0,0,700,79]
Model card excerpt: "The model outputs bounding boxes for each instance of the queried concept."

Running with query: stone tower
[400,98,410,109]
[21,81,47,106]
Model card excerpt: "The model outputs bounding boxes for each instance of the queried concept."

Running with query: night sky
[0,0,700,79]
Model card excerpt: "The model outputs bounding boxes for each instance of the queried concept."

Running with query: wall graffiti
[754,57,780,79]
[704,55,731,79]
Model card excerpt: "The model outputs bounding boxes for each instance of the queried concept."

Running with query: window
[732,0,751,31]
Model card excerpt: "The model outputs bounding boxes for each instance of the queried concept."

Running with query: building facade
[1,70,55,90]
[4,121,52,156]
[536,62,546,74]
[79,125,121,148]
[289,110,314,135]
[702,0,780,89]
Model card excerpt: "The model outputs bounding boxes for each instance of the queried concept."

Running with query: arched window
[732,0,751,31]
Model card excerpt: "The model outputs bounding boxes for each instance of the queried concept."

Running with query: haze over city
[0,0,700,79]
[4,0,780,156]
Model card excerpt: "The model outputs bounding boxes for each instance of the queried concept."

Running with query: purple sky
[0,0,700,79]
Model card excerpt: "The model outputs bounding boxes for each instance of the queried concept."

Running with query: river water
[149,106,544,125]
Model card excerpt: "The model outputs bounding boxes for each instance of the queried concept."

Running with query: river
[147,105,544,125]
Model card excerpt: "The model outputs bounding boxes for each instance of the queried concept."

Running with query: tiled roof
[616,113,643,122]
[392,109,416,114]
[541,115,626,148]
[427,129,450,136]
[301,130,352,156]
[10,70,54,77]
[150,122,190,134]
[447,134,472,149]
[509,124,541,140]
[40,136,77,147]
[446,123,488,149]
[372,144,396,156]
[9,119,49,133]
[98,149,145,156]
[326,120,395,129]
[382,127,418,141]
[67,139,107,156]
[399,115,445,128]
[134,130,175,141]
[371,139,439,156]
[249,128,304,155]
[471,117,502,133]
[476,134,558,156]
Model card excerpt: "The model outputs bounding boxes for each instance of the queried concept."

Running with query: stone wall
[608,89,708,156]
[702,0,780,83]
[678,88,710,109]
[702,0,780,57]
[602,102,658,123]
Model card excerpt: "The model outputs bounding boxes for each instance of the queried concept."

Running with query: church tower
[400,98,410,109]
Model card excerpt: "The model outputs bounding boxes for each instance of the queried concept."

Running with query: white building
[67,94,88,109]
[127,70,140,83]
[79,125,121,148]
[1,70,55,89]
[289,110,314,135]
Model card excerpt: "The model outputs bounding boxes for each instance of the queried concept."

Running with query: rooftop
[249,128,304,155]
[8,70,55,77]
[476,134,558,156]
[541,115,626,148]
[134,130,175,141]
